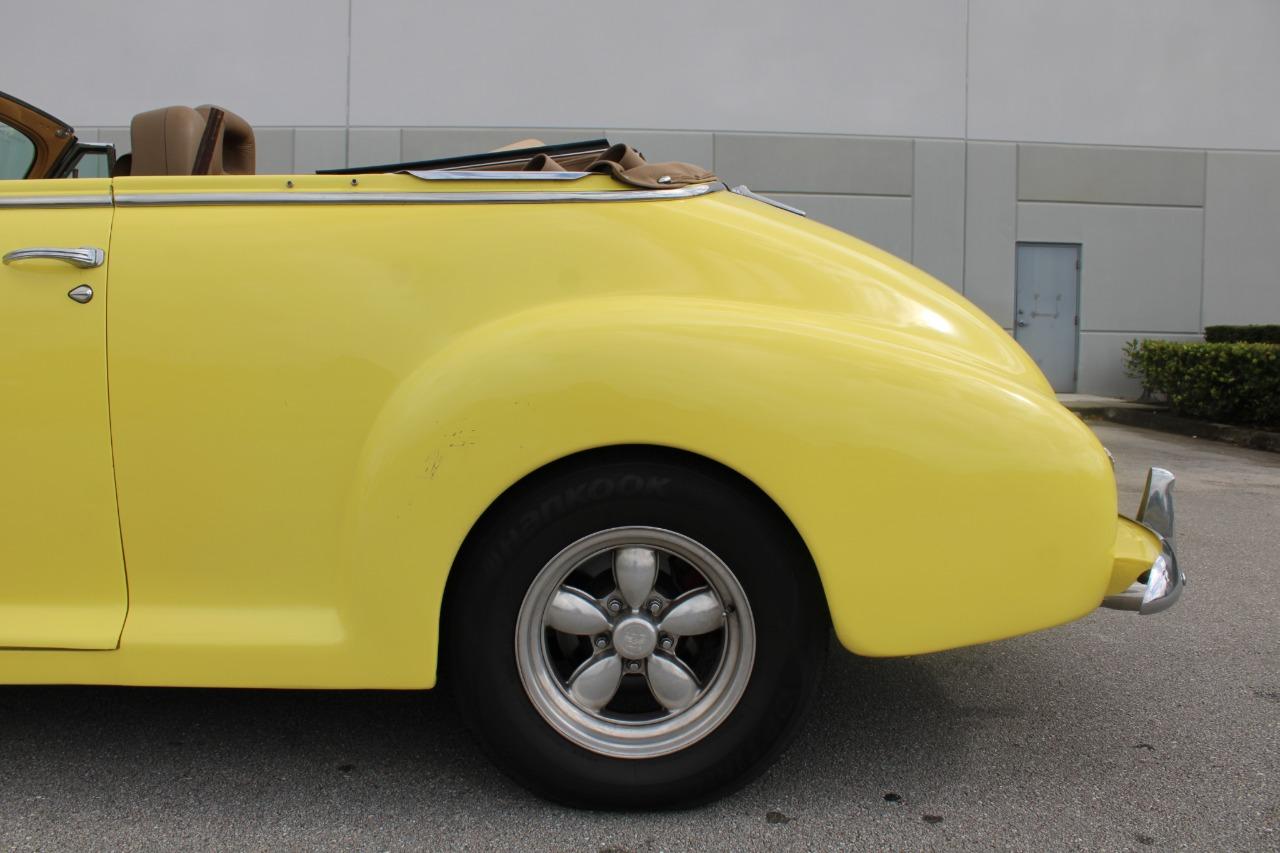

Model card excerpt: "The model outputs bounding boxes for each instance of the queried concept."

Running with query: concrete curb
[1069,405,1280,453]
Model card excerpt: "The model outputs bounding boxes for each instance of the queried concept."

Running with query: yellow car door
[0,175,126,649]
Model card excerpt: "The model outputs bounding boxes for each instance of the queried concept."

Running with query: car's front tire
[445,453,828,809]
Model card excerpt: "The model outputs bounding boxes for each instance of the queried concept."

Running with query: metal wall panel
[254,129,295,175]
[293,128,347,174]
[713,134,913,196]
[964,142,1018,328]
[1018,144,1205,207]
[1203,151,1280,325]
[912,139,966,288]
[768,194,913,260]
[347,129,402,171]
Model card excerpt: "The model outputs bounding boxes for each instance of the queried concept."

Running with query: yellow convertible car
[0,93,1182,808]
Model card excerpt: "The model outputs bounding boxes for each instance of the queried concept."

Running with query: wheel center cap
[613,616,657,660]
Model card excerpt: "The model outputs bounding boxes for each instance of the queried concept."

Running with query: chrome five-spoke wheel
[447,456,827,808]
[516,527,755,758]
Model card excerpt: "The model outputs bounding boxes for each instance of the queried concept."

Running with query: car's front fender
[342,294,1117,683]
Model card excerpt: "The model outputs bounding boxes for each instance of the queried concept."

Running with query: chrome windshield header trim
[402,170,594,181]
[0,194,112,209]
[114,183,722,207]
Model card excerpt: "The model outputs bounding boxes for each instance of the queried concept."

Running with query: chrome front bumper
[1102,468,1186,614]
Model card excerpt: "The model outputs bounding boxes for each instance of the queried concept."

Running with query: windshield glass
[0,123,35,179]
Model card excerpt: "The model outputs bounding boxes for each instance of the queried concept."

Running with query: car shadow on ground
[0,634,1100,821]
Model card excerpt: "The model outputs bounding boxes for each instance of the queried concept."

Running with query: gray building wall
[7,0,1280,396]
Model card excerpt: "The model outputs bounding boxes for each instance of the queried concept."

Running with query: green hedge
[1204,324,1280,344]
[1124,339,1280,427]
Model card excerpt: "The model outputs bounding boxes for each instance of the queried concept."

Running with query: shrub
[1204,324,1280,344]
[1124,339,1280,427]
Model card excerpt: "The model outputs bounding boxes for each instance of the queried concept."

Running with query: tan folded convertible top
[328,137,717,190]
[527,142,716,189]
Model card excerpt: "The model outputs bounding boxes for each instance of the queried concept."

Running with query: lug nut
[627,661,641,672]
[660,637,673,650]
[607,600,622,612]
[648,600,661,615]
[595,637,608,649]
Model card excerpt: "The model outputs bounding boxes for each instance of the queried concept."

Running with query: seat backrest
[128,104,255,176]
[129,106,206,176]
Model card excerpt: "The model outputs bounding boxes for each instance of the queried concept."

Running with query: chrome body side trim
[402,170,593,181]
[1102,466,1185,615]
[0,194,112,209]
[114,182,722,207]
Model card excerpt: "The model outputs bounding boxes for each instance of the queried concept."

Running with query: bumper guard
[1102,467,1186,615]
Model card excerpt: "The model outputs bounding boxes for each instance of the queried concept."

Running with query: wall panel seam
[909,139,918,263]
[1081,330,1204,336]
[755,191,912,200]
[344,0,353,167]
[1016,200,1205,212]
[960,141,968,295]
[1198,152,1208,330]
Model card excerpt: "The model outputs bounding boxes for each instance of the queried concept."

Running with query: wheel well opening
[436,444,827,686]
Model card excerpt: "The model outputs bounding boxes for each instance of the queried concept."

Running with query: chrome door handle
[2,247,105,268]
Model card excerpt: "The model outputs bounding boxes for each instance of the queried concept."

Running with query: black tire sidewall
[447,457,828,809]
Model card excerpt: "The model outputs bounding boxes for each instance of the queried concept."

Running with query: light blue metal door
[1015,243,1080,392]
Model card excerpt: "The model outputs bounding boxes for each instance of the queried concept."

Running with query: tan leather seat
[128,104,255,176]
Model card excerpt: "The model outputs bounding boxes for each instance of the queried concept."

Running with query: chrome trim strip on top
[114,182,722,207]
[730,184,807,217]
[402,170,594,181]
[0,194,112,208]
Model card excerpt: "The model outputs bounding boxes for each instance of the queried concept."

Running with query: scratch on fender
[424,451,443,480]
[445,428,479,449]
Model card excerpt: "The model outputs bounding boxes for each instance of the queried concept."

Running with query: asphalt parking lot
[1,423,1276,851]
